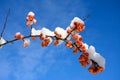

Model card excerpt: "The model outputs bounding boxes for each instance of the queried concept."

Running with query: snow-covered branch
[0,11,105,74]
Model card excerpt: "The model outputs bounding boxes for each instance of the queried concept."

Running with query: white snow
[31,27,55,37]
[26,21,33,26]
[87,46,105,68]
[0,37,6,48]
[83,43,89,50]
[55,27,68,39]
[41,27,55,37]
[23,38,30,46]
[28,11,35,16]
[55,27,68,45]
[33,19,37,24]
[70,17,84,27]
[31,28,41,36]
[15,32,21,35]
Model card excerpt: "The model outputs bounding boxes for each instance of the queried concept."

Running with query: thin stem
[90,59,100,68]
[0,8,10,37]
[30,25,33,36]
[65,27,75,40]
[73,42,82,52]
[83,14,91,21]
[0,34,66,46]
[1,35,31,46]
[46,35,65,41]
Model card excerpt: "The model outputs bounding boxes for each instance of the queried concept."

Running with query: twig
[0,8,10,38]
[65,27,75,40]
[30,25,33,36]
[0,34,66,46]
[90,59,100,68]
[83,14,91,21]
[73,42,82,52]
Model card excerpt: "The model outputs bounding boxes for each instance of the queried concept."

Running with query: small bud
[23,39,30,47]
[14,32,24,40]
[32,37,36,40]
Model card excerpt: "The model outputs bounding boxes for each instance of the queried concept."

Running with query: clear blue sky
[0,0,120,80]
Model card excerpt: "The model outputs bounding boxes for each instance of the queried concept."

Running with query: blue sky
[0,0,120,80]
